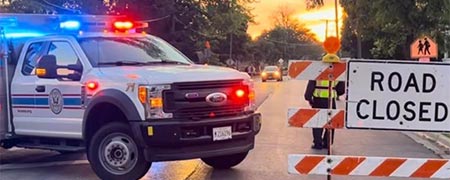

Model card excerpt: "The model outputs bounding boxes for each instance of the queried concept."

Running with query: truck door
[32,40,85,139]
[11,41,47,136]
[13,38,84,139]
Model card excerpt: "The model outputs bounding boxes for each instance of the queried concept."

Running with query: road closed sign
[346,60,450,132]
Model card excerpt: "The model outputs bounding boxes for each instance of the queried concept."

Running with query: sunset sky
[247,0,344,42]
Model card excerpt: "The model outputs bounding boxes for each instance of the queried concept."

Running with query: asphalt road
[0,78,441,180]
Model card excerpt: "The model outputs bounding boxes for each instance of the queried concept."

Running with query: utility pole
[325,20,329,38]
[334,0,339,39]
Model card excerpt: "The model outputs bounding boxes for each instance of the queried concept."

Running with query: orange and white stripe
[288,154,450,179]
[287,108,345,128]
[288,60,346,81]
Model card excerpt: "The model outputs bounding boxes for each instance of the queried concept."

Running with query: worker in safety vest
[304,80,345,150]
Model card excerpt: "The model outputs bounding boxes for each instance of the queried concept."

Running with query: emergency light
[60,20,81,30]
[0,14,148,37]
[0,17,17,27]
[113,21,134,30]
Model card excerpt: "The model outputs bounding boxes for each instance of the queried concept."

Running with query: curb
[404,132,450,159]
[421,133,450,147]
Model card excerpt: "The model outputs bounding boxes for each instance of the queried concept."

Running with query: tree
[254,26,322,64]
[305,0,324,9]
[250,4,322,64]
[340,0,450,59]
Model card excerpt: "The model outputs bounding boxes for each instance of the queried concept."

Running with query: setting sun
[296,7,344,42]
[248,0,344,42]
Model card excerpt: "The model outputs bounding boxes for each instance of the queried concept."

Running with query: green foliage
[340,0,450,59]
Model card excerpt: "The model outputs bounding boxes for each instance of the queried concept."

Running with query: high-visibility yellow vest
[313,80,337,98]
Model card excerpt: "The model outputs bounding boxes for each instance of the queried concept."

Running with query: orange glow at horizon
[248,0,344,42]
[297,7,344,42]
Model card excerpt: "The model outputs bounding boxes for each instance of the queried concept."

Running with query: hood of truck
[96,64,249,84]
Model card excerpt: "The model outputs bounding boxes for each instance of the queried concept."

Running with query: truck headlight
[139,84,172,119]
[243,79,256,112]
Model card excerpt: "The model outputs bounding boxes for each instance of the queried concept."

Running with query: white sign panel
[346,60,450,132]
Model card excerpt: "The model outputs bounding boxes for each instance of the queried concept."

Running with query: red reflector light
[87,81,98,90]
[236,89,245,98]
[114,21,134,30]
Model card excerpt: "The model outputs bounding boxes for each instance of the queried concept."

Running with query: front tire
[88,122,151,180]
[201,152,248,169]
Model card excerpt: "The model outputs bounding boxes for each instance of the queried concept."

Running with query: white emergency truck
[0,14,261,180]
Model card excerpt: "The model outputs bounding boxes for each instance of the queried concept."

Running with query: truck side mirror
[36,55,58,79]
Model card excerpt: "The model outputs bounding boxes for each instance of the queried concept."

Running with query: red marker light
[114,21,134,30]
[236,89,245,98]
[87,81,98,90]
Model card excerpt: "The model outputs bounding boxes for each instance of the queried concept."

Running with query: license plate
[212,126,232,141]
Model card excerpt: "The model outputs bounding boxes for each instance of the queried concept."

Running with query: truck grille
[174,79,243,90]
[163,80,247,119]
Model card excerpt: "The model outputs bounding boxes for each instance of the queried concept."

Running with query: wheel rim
[98,132,139,175]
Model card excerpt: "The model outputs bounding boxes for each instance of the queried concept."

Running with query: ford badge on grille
[206,92,227,106]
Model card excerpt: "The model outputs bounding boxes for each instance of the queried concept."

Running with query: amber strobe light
[36,68,46,76]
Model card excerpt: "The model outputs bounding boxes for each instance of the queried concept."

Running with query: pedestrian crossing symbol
[410,36,438,59]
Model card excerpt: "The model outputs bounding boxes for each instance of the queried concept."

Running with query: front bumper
[130,113,262,162]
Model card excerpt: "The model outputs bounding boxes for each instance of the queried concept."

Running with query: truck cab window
[47,41,82,80]
[22,42,44,75]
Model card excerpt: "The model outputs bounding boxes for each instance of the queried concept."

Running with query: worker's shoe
[311,144,323,150]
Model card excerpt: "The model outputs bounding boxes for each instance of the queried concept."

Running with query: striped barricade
[287,108,345,129]
[288,60,346,81]
[288,154,450,179]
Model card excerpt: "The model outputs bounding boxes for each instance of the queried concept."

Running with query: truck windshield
[78,36,192,67]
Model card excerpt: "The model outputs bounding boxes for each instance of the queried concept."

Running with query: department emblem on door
[49,88,63,114]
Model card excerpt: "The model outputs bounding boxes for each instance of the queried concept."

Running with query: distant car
[261,66,282,82]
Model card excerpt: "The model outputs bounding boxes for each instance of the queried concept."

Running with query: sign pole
[322,36,341,180]
[419,57,430,62]
[327,78,334,180]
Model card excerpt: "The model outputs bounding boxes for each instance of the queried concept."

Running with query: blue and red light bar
[0,14,149,37]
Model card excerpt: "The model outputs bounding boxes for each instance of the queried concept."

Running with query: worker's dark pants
[311,98,336,146]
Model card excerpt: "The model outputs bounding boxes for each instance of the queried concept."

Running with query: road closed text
[355,71,448,123]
